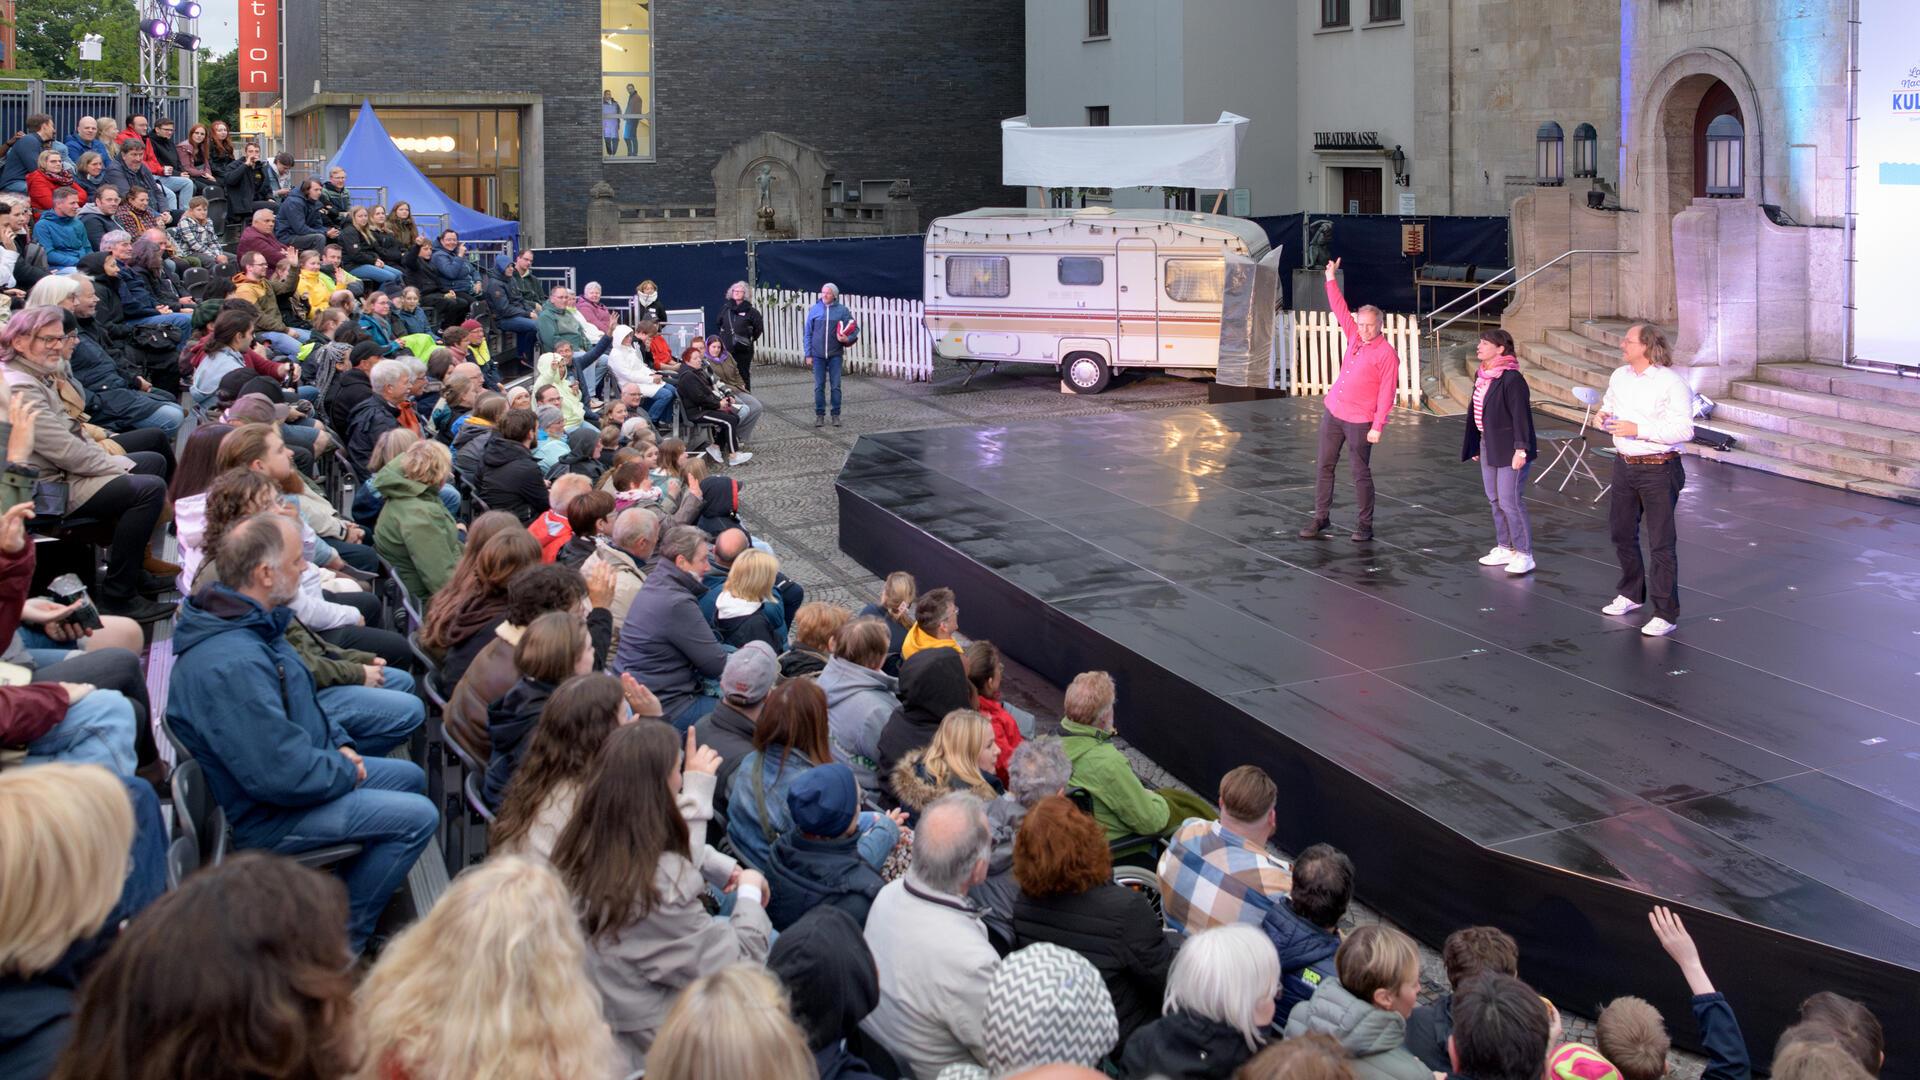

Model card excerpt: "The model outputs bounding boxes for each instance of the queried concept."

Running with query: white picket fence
[752,288,935,382]
[1279,309,1424,406]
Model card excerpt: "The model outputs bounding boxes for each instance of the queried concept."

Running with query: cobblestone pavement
[727,358,1704,1076]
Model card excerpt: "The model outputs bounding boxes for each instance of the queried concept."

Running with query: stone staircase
[1511,319,1920,504]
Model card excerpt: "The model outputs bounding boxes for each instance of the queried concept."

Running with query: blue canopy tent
[326,101,522,246]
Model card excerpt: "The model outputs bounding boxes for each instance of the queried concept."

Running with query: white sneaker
[1641,617,1677,637]
[727,451,754,466]
[1478,545,1515,566]
[1505,553,1536,575]
[704,445,725,464]
[1601,595,1643,617]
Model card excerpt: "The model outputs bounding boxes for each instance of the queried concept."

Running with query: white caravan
[923,207,1274,393]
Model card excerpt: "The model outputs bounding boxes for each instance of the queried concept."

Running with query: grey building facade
[285,0,1025,247]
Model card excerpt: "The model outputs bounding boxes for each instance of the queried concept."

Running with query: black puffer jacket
[475,434,551,525]
[481,676,554,810]
[767,907,890,1080]
[1119,1010,1260,1080]
[873,648,974,807]
[1015,882,1177,1047]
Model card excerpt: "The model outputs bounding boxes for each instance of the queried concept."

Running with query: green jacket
[285,619,377,690]
[372,458,462,603]
[399,333,439,364]
[1059,717,1170,841]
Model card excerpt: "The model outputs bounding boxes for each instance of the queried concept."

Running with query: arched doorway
[1692,80,1743,198]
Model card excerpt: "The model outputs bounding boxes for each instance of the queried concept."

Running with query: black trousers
[1608,455,1685,621]
[730,342,755,390]
[1311,410,1376,530]
[64,453,168,603]
[113,427,174,478]
[319,622,415,671]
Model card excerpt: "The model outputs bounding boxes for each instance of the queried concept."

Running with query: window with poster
[601,0,655,161]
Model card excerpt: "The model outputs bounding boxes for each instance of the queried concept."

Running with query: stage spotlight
[168,30,200,48]
[168,0,202,15]
[141,18,170,38]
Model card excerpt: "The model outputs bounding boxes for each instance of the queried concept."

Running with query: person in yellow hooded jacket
[900,587,963,663]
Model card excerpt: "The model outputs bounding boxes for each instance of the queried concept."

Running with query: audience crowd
[0,110,1894,1080]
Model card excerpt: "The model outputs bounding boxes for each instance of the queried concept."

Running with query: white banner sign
[1855,0,1920,366]
[1001,113,1248,191]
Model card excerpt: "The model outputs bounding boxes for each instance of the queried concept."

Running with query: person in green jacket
[1058,670,1217,843]
[373,439,462,602]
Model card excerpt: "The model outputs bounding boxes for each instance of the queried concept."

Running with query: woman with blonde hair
[647,964,815,1080]
[0,763,141,1079]
[374,439,462,601]
[890,708,1002,821]
[859,570,916,676]
[353,855,618,1080]
[708,547,788,651]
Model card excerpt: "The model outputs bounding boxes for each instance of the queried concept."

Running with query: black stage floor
[836,396,1920,1070]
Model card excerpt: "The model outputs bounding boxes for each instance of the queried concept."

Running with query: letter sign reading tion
[239,0,280,93]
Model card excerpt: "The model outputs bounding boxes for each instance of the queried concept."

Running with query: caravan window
[1164,259,1225,303]
[1057,257,1104,286]
[946,256,1011,298]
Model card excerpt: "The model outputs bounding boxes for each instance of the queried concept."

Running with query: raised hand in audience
[1651,905,1715,995]
[684,724,721,776]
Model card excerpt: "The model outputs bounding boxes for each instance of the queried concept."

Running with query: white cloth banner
[1854,0,1920,366]
[1001,113,1248,190]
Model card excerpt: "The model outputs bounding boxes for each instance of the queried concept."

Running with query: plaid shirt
[170,216,225,263]
[1156,818,1292,935]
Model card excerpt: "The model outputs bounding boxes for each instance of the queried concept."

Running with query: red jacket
[646,334,674,371]
[977,694,1023,785]
[0,542,75,747]
[26,168,86,213]
[529,509,572,563]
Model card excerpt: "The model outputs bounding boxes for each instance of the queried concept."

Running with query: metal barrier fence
[0,78,197,141]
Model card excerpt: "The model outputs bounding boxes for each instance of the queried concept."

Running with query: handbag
[130,322,184,352]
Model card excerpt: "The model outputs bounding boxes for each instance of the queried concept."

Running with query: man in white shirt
[1597,323,1695,637]
[862,792,999,1078]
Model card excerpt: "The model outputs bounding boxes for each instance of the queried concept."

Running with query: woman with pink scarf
[1462,329,1537,575]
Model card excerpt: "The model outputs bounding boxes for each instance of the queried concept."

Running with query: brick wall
[289,0,1025,246]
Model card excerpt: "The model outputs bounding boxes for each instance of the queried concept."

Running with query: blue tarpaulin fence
[533,214,1510,318]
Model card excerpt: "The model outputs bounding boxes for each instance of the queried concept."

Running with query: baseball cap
[224,392,291,425]
[720,640,777,706]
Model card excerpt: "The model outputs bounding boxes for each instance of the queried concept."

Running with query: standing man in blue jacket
[165,513,437,954]
[803,282,856,428]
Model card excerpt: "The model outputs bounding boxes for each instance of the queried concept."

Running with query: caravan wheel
[1061,352,1112,395]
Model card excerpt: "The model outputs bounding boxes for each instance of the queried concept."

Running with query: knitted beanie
[1549,1041,1624,1080]
[980,942,1117,1075]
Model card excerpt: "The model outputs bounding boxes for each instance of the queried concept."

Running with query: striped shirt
[1156,818,1293,935]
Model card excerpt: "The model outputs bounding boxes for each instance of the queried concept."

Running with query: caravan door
[1115,238,1158,366]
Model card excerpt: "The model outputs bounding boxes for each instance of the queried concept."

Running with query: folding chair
[1532,385,1610,497]
[170,748,364,872]
[166,834,200,889]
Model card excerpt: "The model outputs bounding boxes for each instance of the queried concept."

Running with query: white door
[1116,239,1158,366]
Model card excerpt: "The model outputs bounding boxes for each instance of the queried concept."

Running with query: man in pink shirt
[1300,258,1400,542]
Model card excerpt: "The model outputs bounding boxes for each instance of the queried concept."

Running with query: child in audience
[1282,923,1431,1080]
[764,762,888,931]
[963,640,1022,785]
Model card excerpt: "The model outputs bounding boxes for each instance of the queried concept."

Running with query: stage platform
[836,395,1920,1069]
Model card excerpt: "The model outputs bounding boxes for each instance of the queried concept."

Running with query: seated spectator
[530,471,593,562]
[358,287,405,356]
[693,641,777,814]
[1771,1040,1872,1080]
[236,206,289,268]
[1235,1034,1358,1080]
[392,286,433,337]
[861,792,1001,1079]
[429,369,479,441]
[75,185,118,250]
[109,187,162,239]
[476,408,552,525]
[1585,907,1749,1080]
[373,440,461,601]
[1012,795,1174,1047]
[1403,926,1518,1072]
[860,571,915,676]
[672,346,755,466]
[553,721,772,1074]
[353,855,619,1079]
[971,738,1072,949]
[1059,670,1216,841]
[893,708,1004,822]
[938,943,1120,1080]
[876,646,976,807]
[167,194,227,270]
[1122,923,1279,1080]
[71,151,107,201]
[1,307,173,621]
[444,559,611,761]
[190,466,369,645]
[556,425,606,482]
[821,617,899,801]
[1159,765,1293,936]
[490,673,634,859]
[537,285,594,352]
[1283,923,1429,1080]
[704,525,804,615]
[166,514,438,953]
[62,116,108,174]
[778,601,847,682]
[347,357,422,474]
[1263,842,1352,1020]
[728,679,900,873]
[228,248,304,358]
[452,389,505,483]
[49,853,359,1079]
[533,404,570,474]
[582,505,658,648]
[615,524,731,731]
[418,513,543,682]
[293,247,334,322]
[578,280,615,335]
[27,146,81,212]
[770,907,895,1080]
[1785,992,1882,1076]
[114,233,190,335]
[963,640,1022,784]
[606,325,677,419]
[100,142,167,226]
[1,113,51,194]
[30,187,89,270]
[351,427,458,529]
[188,307,264,406]
[0,763,159,1080]
[706,548,789,651]
[275,178,331,252]
[483,611,595,811]
[482,251,540,363]
[337,205,401,285]
[766,762,889,932]
[1449,972,1554,1080]
[648,964,817,1080]
[220,141,277,220]
[557,489,614,571]
[903,586,962,662]
[28,273,182,440]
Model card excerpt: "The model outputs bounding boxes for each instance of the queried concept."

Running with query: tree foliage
[13,0,143,84]
[199,50,240,123]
